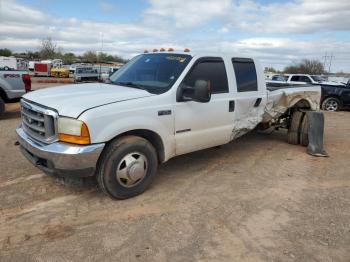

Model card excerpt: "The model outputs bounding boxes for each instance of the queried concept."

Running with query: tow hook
[14,141,20,146]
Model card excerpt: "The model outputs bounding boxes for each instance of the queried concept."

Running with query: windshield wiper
[114,81,148,92]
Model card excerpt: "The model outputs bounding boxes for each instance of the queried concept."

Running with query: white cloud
[144,0,232,28]
[98,1,118,13]
[0,0,349,71]
[233,0,350,33]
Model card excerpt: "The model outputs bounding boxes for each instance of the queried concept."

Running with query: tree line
[265,59,329,75]
[0,37,128,65]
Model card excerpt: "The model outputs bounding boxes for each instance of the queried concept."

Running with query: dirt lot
[0,84,349,261]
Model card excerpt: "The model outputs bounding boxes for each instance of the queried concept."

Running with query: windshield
[311,75,325,82]
[109,53,192,94]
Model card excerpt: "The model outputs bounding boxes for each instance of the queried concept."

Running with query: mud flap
[306,111,328,157]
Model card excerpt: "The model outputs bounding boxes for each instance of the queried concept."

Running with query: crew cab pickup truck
[0,68,31,116]
[321,79,350,111]
[16,52,321,199]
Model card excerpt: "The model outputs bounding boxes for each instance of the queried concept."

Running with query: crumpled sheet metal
[263,86,321,123]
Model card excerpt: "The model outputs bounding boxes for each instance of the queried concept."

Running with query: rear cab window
[232,58,258,92]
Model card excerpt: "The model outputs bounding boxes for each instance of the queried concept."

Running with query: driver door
[174,57,234,155]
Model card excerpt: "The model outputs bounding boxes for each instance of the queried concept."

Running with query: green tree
[62,52,76,64]
[0,48,12,57]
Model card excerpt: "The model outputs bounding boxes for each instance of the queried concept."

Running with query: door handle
[254,98,262,107]
[229,100,235,112]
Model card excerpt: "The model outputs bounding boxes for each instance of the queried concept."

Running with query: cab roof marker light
[144,49,148,53]
[160,48,165,52]
[184,48,190,52]
[152,48,158,52]
[168,48,174,52]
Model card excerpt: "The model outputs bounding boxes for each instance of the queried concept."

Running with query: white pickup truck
[16,52,322,199]
[267,74,344,87]
[0,68,31,116]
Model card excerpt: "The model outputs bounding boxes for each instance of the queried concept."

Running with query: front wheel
[322,97,340,111]
[0,97,5,117]
[96,136,158,199]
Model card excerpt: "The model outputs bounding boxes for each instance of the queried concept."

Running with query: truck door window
[183,58,229,94]
[232,58,258,92]
[300,76,311,82]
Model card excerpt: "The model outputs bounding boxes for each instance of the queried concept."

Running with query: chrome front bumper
[16,125,105,177]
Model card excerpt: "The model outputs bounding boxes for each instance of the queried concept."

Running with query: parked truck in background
[0,56,18,70]
[0,68,31,116]
[321,79,350,111]
[16,51,322,199]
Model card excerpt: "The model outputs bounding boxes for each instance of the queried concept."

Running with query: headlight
[58,117,90,145]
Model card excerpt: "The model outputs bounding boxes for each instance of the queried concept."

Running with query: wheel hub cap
[116,152,148,188]
[128,162,145,181]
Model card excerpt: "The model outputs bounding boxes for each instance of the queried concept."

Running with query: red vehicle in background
[34,62,51,77]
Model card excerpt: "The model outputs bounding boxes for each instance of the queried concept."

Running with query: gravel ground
[0,83,349,261]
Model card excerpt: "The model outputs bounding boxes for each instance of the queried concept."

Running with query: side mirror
[178,80,211,103]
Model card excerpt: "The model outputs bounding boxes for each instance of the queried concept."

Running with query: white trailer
[0,56,17,70]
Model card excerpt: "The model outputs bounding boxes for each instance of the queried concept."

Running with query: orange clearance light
[160,48,165,52]
[184,48,190,52]
[152,48,158,52]
[144,49,148,53]
[168,48,174,52]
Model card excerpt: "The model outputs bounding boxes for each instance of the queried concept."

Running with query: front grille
[21,100,58,143]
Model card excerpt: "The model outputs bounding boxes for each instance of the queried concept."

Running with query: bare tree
[39,37,58,59]
[83,51,98,63]
[284,59,325,74]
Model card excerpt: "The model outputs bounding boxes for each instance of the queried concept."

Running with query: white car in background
[267,74,345,86]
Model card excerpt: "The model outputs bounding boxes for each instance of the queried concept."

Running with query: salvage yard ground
[0,82,350,261]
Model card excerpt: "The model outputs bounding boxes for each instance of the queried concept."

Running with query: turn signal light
[59,123,91,145]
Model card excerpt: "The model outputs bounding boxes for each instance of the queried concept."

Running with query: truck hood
[320,81,346,86]
[23,83,154,118]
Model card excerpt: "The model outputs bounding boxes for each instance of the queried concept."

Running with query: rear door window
[232,58,258,92]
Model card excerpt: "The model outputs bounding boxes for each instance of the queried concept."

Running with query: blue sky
[1,0,350,72]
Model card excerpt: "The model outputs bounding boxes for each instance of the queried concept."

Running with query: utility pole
[322,52,328,69]
[322,52,335,73]
[328,53,334,73]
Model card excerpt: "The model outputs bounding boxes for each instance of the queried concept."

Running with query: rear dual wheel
[287,111,309,146]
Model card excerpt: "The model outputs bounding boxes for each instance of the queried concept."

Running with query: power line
[322,52,335,73]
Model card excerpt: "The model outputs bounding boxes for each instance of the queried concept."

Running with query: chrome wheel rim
[116,152,148,188]
[325,100,338,111]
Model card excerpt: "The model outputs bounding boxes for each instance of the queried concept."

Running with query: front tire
[0,97,5,117]
[96,136,158,199]
[322,97,340,111]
